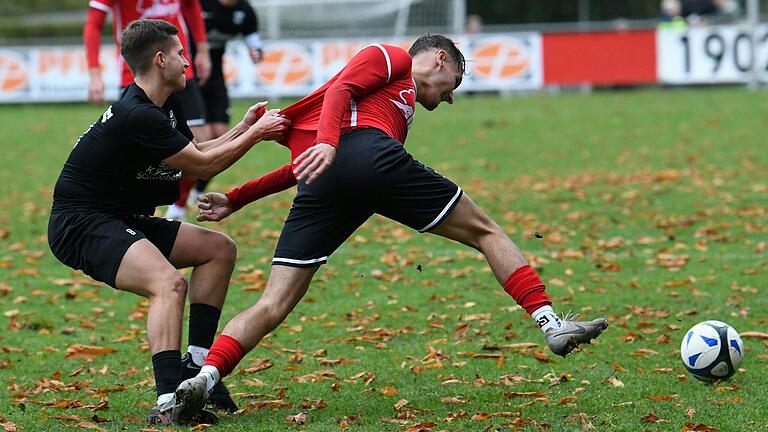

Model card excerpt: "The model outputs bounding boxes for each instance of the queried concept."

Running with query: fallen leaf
[286,412,307,425]
[64,345,117,360]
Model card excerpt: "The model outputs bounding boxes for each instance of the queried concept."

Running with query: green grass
[0,87,766,431]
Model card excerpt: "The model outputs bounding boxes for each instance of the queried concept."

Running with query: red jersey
[226,44,418,210]
[85,0,207,87]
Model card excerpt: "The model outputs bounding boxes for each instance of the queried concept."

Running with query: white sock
[200,365,220,392]
[156,392,174,406]
[187,345,209,366]
[531,305,562,333]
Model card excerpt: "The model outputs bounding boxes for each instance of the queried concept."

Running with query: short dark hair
[409,34,466,87]
[120,19,179,77]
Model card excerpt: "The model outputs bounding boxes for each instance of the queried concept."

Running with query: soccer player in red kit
[164,35,609,422]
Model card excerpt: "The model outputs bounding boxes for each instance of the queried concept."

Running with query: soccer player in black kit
[168,0,265,219]
[47,19,288,425]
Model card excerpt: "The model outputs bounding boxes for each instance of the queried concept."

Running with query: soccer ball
[680,320,743,382]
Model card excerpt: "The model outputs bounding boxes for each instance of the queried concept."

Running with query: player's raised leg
[428,193,608,357]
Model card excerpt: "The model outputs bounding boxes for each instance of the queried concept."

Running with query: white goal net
[250,0,466,39]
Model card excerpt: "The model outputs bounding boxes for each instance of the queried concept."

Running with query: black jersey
[201,0,259,79]
[52,84,193,215]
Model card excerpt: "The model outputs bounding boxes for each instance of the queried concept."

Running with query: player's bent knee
[210,232,237,264]
[149,271,188,301]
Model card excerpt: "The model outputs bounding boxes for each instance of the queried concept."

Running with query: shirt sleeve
[182,0,208,44]
[225,164,297,211]
[84,4,109,70]
[315,44,411,147]
[242,3,259,35]
[126,106,191,161]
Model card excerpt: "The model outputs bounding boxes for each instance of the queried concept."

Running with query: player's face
[161,36,189,91]
[417,51,461,111]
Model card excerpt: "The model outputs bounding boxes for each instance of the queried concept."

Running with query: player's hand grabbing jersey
[52,84,193,215]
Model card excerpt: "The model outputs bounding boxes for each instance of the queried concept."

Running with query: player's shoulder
[362,43,411,66]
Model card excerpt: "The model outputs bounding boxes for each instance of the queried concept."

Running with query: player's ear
[155,51,165,69]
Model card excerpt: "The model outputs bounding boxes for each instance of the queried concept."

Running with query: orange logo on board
[472,38,530,80]
[0,52,27,92]
[256,44,311,86]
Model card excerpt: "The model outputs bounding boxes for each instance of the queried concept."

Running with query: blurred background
[1,0,767,102]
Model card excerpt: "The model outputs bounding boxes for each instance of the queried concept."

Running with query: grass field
[0,87,766,431]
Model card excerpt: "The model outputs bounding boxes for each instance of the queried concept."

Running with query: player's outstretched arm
[163,110,289,180]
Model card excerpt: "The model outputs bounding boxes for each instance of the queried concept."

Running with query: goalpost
[249,0,466,39]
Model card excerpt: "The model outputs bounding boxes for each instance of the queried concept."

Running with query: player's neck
[134,77,173,107]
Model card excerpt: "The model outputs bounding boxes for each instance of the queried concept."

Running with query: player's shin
[201,334,246,388]
[503,265,563,333]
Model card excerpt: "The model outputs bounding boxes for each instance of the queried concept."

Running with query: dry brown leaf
[64,344,116,359]
[75,422,107,432]
[440,396,469,404]
[380,386,399,396]
[286,412,307,425]
[682,423,720,432]
[740,331,768,340]
[641,410,661,423]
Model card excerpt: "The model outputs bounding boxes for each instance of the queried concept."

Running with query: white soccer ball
[680,320,743,382]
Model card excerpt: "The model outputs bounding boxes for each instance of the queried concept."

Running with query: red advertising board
[543,30,657,85]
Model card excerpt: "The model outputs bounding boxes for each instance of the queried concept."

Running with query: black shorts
[176,78,207,127]
[47,212,181,288]
[273,128,462,267]
[200,77,230,124]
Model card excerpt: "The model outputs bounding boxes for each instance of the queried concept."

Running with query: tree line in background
[467,0,662,25]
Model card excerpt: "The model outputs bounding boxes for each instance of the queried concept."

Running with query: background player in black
[47,19,288,425]
[167,0,264,220]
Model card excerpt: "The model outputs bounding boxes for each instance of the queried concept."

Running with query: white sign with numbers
[658,24,768,84]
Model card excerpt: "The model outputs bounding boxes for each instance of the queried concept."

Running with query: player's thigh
[428,193,498,249]
[48,212,164,289]
[114,239,181,298]
[373,148,463,233]
[167,222,236,269]
[273,181,371,267]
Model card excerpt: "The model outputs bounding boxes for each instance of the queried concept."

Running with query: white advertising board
[658,24,768,84]
[0,33,543,103]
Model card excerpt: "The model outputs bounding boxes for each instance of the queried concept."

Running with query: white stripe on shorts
[272,256,329,266]
[187,118,206,127]
[418,186,463,232]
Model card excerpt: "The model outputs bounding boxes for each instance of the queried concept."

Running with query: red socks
[503,265,551,315]
[203,334,247,378]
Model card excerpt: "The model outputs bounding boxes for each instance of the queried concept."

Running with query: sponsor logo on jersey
[169,109,177,128]
[135,162,182,181]
[389,88,415,129]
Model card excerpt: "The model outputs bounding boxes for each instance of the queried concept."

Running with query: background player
[49,19,288,425]
[167,35,608,421]
[166,0,265,220]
